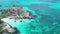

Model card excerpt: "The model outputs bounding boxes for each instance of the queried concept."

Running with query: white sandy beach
[1,18,34,27]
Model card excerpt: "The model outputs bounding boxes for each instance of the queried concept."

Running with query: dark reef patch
[28,4,51,16]
[39,0,60,3]
[28,4,60,23]
[40,15,55,26]
[28,4,50,11]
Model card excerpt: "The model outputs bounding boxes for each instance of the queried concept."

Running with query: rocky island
[0,5,31,19]
[0,20,20,34]
[8,6,31,19]
[0,5,32,34]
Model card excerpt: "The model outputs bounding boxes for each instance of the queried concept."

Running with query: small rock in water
[20,20,22,22]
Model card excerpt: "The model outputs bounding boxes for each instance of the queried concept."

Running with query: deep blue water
[0,0,60,34]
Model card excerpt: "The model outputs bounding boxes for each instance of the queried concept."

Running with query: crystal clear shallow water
[1,0,60,34]
[2,18,35,34]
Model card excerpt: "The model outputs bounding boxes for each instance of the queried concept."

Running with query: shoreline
[1,18,34,34]
[1,18,20,34]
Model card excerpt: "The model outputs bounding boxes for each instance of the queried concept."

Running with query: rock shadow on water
[27,11,37,19]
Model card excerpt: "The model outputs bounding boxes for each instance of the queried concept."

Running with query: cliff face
[8,7,31,18]
[8,7,24,15]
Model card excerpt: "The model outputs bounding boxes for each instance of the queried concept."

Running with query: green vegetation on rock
[0,9,10,19]
[0,24,3,33]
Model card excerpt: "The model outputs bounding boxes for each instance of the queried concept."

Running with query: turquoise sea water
[1,0,60,34]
